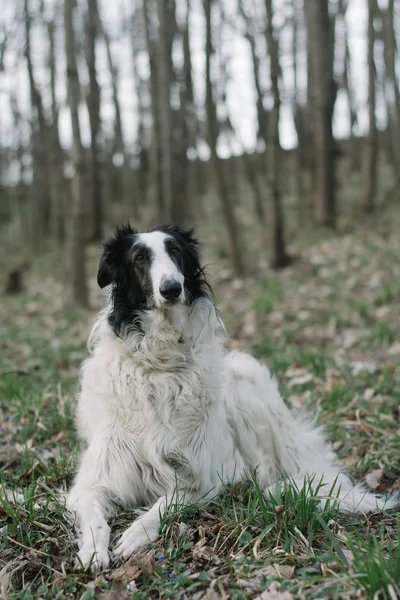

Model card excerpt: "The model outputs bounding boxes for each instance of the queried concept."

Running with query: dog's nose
[159,279,182,301]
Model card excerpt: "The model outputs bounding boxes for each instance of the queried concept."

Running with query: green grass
[1,209,400,598]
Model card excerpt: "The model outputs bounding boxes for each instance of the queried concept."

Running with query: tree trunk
[143,0,166,221]
[338,0,360,170]
[64,0,89,307]
[156,0,174,222]
[97,15,125,205]
[383,0,400,179]
[238,0,267,145]
[204,0,244,277]
[264,0,291,269]
[363,0,378,213]
[305,0,336,227]
[85,0,103,241]
[179,0,198,223]
[292,0,307,225]
[24,0,51,245]
[47,18,66,242]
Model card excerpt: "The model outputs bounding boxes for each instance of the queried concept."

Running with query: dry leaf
[192,545,221,565]
[388,342,400,357]
[109,552,157,583]
[96,588,131,600]
[365,468,384,491]
[254,564,295,580]
[288,373,313,387]
[255,581,293,600]
[364,388,375,401]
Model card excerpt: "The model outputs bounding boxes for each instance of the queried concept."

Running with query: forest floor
[1,205,400,600]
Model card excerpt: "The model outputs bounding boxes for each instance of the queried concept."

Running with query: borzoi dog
[67,224,397,570]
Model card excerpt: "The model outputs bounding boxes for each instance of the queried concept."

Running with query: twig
[6,536,50,558]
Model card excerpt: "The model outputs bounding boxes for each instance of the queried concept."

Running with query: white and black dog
[67,224,397,570]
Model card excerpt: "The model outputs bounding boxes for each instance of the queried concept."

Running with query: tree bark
[292,0,307,225]
[24,0,51,244]
[204,0,244,277]
[143,0,166,221]
[363,0,378,213]
[156,0,174,222]
[264,0,291,269]
[47,17,66,242]
[180,0,198,223]
[64,0,89,307]
[338,0,360,170]
[85,0,103,241]
[383,0,400,179]
[305,0,336,227]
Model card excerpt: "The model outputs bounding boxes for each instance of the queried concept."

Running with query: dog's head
[97,224,210,334]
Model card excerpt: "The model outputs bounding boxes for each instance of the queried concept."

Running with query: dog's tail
[320,472,400,513]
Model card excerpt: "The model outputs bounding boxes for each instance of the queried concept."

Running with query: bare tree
[47,16,65,242]
[143,0,166,221]
[85,0,103,241]
[383,0,400,179]
[264,0,291,268]
[363,0,378,213]
[156,0,174,222]
[292,0,307,224]
[179,0,198,223]
[64,0,89,306]
[337,0,360,170]
[204,0,244,277]
[305,0,336,227]
[24,0,51,244]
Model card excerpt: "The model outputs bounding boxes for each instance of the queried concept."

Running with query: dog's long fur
[67,224,397,570]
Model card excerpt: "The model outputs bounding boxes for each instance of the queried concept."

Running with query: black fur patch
[97,223,211,337]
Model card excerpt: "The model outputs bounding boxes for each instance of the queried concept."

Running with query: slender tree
[204,0,244,277]
[264,0,291,268]
[64,0,89,306]
[304,0,336,227]
[383,0,400,178]
[47,16,65,242]
[143,0,166,221]
[85,0,103,241]
[363,0,378,213]
[24,0,51,244]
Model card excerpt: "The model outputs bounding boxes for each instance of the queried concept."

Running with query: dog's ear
[97,224,135,289]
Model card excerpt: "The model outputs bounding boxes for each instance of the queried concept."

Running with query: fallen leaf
[96,591,131,600]
[255,581,293,600]
[192,545,221,565]
[388,342,400,357]
[365,468,384,491]
[109,553,157,583]
[288,373,313,388]
[364,388,375,401]
[253,564,295,580]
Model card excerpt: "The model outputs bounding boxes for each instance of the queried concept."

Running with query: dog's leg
[113,491,186,560]
[67,445,112,570]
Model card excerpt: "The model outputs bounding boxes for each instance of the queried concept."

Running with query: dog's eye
[135,253,145,264]
[171,247,181,256]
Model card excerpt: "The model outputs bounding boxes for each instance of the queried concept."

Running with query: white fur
[136,231,185,307]
[67,295,397,570]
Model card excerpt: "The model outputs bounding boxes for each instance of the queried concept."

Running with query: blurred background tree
[0,0,399,305]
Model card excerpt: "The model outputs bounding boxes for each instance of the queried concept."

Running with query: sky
[0,0,387,176]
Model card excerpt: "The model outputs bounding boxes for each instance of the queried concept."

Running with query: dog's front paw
[76,544,110,571]
[113,519,159,560]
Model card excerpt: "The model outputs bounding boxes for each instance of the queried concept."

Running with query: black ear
[97,224,136,289]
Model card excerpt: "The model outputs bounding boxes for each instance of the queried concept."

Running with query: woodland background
[1,1,400,599]
[1,0,399,300]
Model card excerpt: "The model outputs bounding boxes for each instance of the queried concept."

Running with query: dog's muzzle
[159,279,183,303]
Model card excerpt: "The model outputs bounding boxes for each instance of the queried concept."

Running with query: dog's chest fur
[77,305,237,505]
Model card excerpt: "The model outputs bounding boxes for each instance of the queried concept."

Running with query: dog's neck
[91,296,225,371]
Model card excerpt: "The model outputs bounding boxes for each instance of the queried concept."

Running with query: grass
[1,208,400,599]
